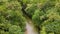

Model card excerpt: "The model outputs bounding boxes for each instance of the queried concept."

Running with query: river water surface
[25,21,38,34]
[24,15,38,34]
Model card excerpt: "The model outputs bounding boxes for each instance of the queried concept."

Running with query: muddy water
[25,22,38,34]
[24,15,38,34]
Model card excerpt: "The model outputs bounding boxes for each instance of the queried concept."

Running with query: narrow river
[25,23,38,34]
[25,16,38,34]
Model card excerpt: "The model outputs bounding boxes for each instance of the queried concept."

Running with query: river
[24,16,38,34]
[25,23,38,34]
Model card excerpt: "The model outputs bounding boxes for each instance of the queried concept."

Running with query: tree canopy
[0,0,60,34]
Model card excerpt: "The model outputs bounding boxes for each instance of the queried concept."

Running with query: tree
[0,0,26,34]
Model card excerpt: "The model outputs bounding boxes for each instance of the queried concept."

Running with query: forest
[0,0,60,34]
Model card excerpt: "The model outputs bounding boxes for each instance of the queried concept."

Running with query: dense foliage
[0,0,60,34]
[23,0,60,34]
[0,0,26,34]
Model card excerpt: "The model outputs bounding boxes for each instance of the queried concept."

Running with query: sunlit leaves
[9,25,22,34]
[0,0,26,34]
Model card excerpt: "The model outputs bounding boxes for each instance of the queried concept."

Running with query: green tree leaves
[0,0,60,34]
[0,0,26,34]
